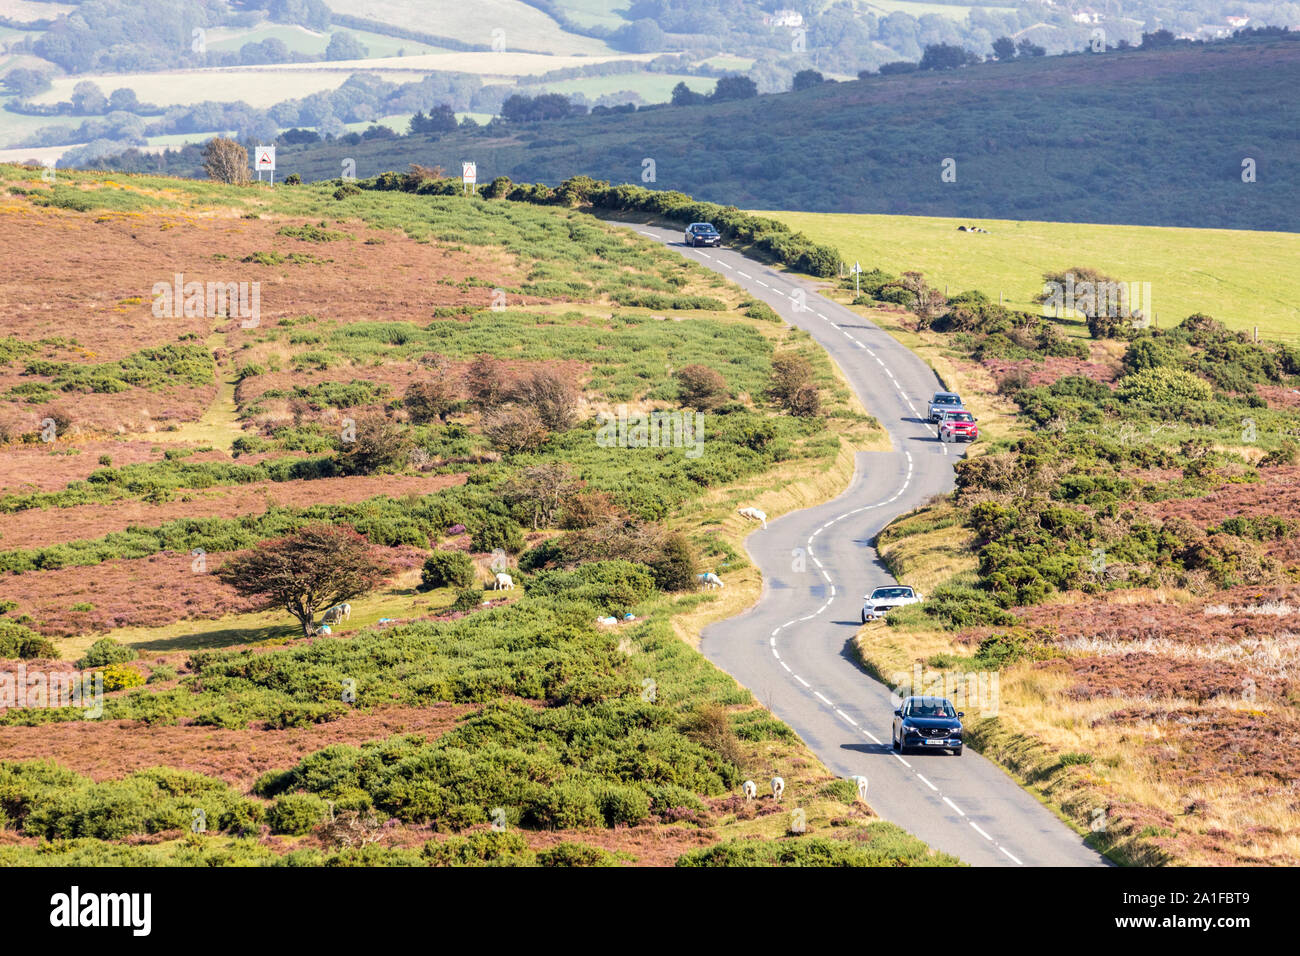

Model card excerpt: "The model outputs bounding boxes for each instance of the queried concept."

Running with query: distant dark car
[892,696,963,755]
[684,222,721,247]
[927,391,964,423]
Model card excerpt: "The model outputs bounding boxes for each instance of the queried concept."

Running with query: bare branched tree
[202,137,250,185]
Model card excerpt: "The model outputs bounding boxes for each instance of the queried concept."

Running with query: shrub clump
[420,550,477,591]
[101,664,145,692]
[0,620,57,660]
[268,793,329,835]
[1117,366,1213,404]
[76,637,136,669]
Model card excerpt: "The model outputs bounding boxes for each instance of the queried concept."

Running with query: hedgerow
[352,174,844,278]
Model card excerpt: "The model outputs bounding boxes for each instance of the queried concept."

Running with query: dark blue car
[684,222,721,247]
[892,696,963,755]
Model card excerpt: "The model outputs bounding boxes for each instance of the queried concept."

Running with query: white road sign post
[851,260,862,296]
[255,146,276,185]
[462,161,476,194]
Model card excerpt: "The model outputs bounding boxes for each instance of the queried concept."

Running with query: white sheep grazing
[321,600,351,624]
[851,775,868,803]
[771,776,785,802]
[742,780,757,801]
[493,572,515,590]
[696,572,724,589]
[738,506,768,529]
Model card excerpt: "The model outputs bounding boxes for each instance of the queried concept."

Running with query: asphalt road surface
[609,220,1107,867]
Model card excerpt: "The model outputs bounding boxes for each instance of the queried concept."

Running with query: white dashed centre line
[645,221,1029,868]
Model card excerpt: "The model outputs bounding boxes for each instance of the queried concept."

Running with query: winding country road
[610,220,1107,867]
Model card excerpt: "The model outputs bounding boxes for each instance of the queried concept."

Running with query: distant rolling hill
[265,35,1298,232]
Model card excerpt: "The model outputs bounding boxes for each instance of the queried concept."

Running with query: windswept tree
[3,67,52,98]
[409,104,457,135]
[768,353,822,417]
[202,137,250,185]
[671,81,704,106]
[712,75,758,101]
[466,353,506,408]
[216,523,395,637]
[404,354,461,423]
[70,80,107,114]
[502,463,580,530]
[675,364,729,411]
[336,413,412,475]
[507,369,578,431]
[791,69,825,91]
[483,405,548,453]
[991,36,1017,61]
[325,31,368,61]
[919,43,978,71]
[900,271,947,330]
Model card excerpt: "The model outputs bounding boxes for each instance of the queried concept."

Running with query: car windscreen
[692,224,717,233]
[946,413,974,422]
[934,394,960,404]
[871,587,912,599]
[907,700,956,718]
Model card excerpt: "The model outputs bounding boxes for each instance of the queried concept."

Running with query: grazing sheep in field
[771,776,785,802]
[742,780,757,801]
[493,572,515,590]
[851,775,868,802]
[696,572,724,589]
[738,506,768,529]
[322,603,350,624]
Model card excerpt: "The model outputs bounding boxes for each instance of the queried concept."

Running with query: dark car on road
[893,696,963,755]
[927,390,964,423]
[684,222,721,247]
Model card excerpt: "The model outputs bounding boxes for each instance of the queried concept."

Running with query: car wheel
[861,611,867,623]
[953,747,962,756]
[892,731,900,752]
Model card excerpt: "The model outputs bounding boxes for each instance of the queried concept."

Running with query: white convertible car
[861,585,924,623]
